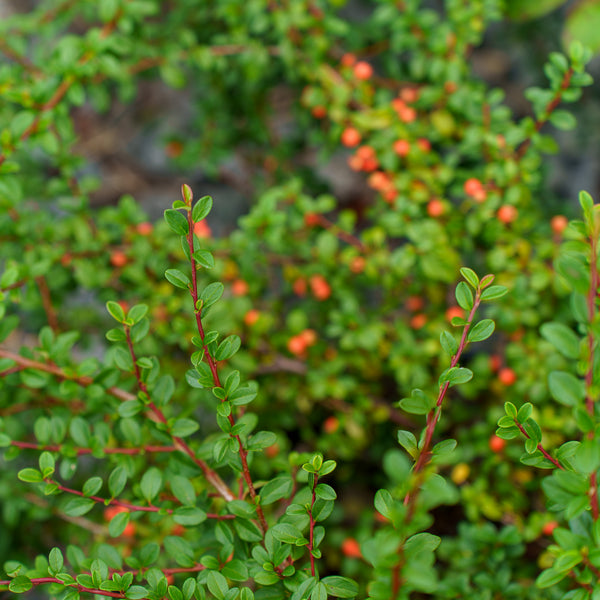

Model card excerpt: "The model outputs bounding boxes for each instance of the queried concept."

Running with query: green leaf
[440,331,458,356]
[233,518,263,542]
[128,304,148,324]
[315,483,337,500]
[165,269,191,289]
[18,468,43,483]
[108,467,128,498]
[173,507,207,526]
[260,475,293,505]
[48,547,64,575]
[194,250,215,269]
[118,399,144,418]
[397,430,418,455]
[108,511,130,537]
[455,281,473,311]
[207,571,229,600]
[192,196,213,222]
[82,476,103,497]
[540,322,580,359]
[220,559,248,582]
[548,371,584,406]
[140,467,162,503]
[247,430,277,451]
[573,438,600,473]
[8,576,33,593]
[374,489,394,520]
[480,285,508,301]
[171,475,196,506]
[126,586,150,599]
[432,439,457,456]
[164,209,189,236]
[517,403,533,422]
[200,282,224,309]
[271,523,303,544]
[170,419,199,438]
[399,389,435,415]
[467,319,495,343]
[311,582,328,600]
[550,110,576,131]
[321,577,358,599]
[106,301,125,323]
[63,497,95,517]
[214,335,241,361]
[163,536,195,568]
[439,367,473,387]
[459,267,479,288]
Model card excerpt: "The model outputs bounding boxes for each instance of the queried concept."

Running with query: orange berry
[463,178,484,198]
[110,250,128,268]
[489,435,506,453]
[356,145,376,160]
[136,222,153,236]
[391,98,406,113]
[393,139,410,157]
[445,306,464,322]
[417,138,431,152]
[323,416,339,434]
[489,354,502,373]
[299,328,318,346]
[166,575,175,585]
[551,215,568,235]
[353,61,373,80]
[287,335,307,356]
[382,187,398,203]
[304,213,321,227]
[427,199,444,217]
[444,81,458,94]
[293,278,307,296]
[340,53,356,67]
[165,140,183,158]
[310,274,331,301]
[406,296,424,311]
[497,205,518,224]
[400,87,419,103]
[349,256,366,274]
[341,127,361,147]
[361,157,379,172]
[368,171,391,191]
[410,313,427,330]
[265,443,280,458]
[243,309,260,326]
[171,524,185,536]
[498,367,517,386]
[60,253,72,266]
[542,521,559,536]
[194,220,212,238]
[341,538,362,558]
[312,105,327,119]
[231,279,249,296]
[348,154,364,171]
[398,106,417,123]
[374,511,388,523]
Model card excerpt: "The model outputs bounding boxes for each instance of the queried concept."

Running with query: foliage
[0,1,599,599]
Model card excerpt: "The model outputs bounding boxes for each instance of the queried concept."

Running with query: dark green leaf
[192,196,213,222]
[164,209,189,236]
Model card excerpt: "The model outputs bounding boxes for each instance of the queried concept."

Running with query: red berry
[498,367,517,386]
[410,313,427,330]
[393,139,410,157]
[445,306,464,322]
[340,53,356,67]
[304,213,321,227]
[231,279,249,296]
[551,215,568,235]
[309,274,331,301]
[299,328,318,346]
[293,278,307,296]
[349,256,366,274]
[400,87,419,103]
[542,521,559,536]
[353,61,373,80]
[427,199,444,217]
[323,416,339,434]
[489,435,506,453]
[464,178,484,199]
[136,222,153,236]
[341,127,361,147]
[312,105,327,119]
[110,250,128,268]
[194,220,212,238]
[243,309,260,326]
[341,538,362,558]
[287,335,307,356]
[497,205,518,224]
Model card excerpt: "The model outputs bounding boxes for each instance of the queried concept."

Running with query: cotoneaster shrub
[1,1,600,599]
